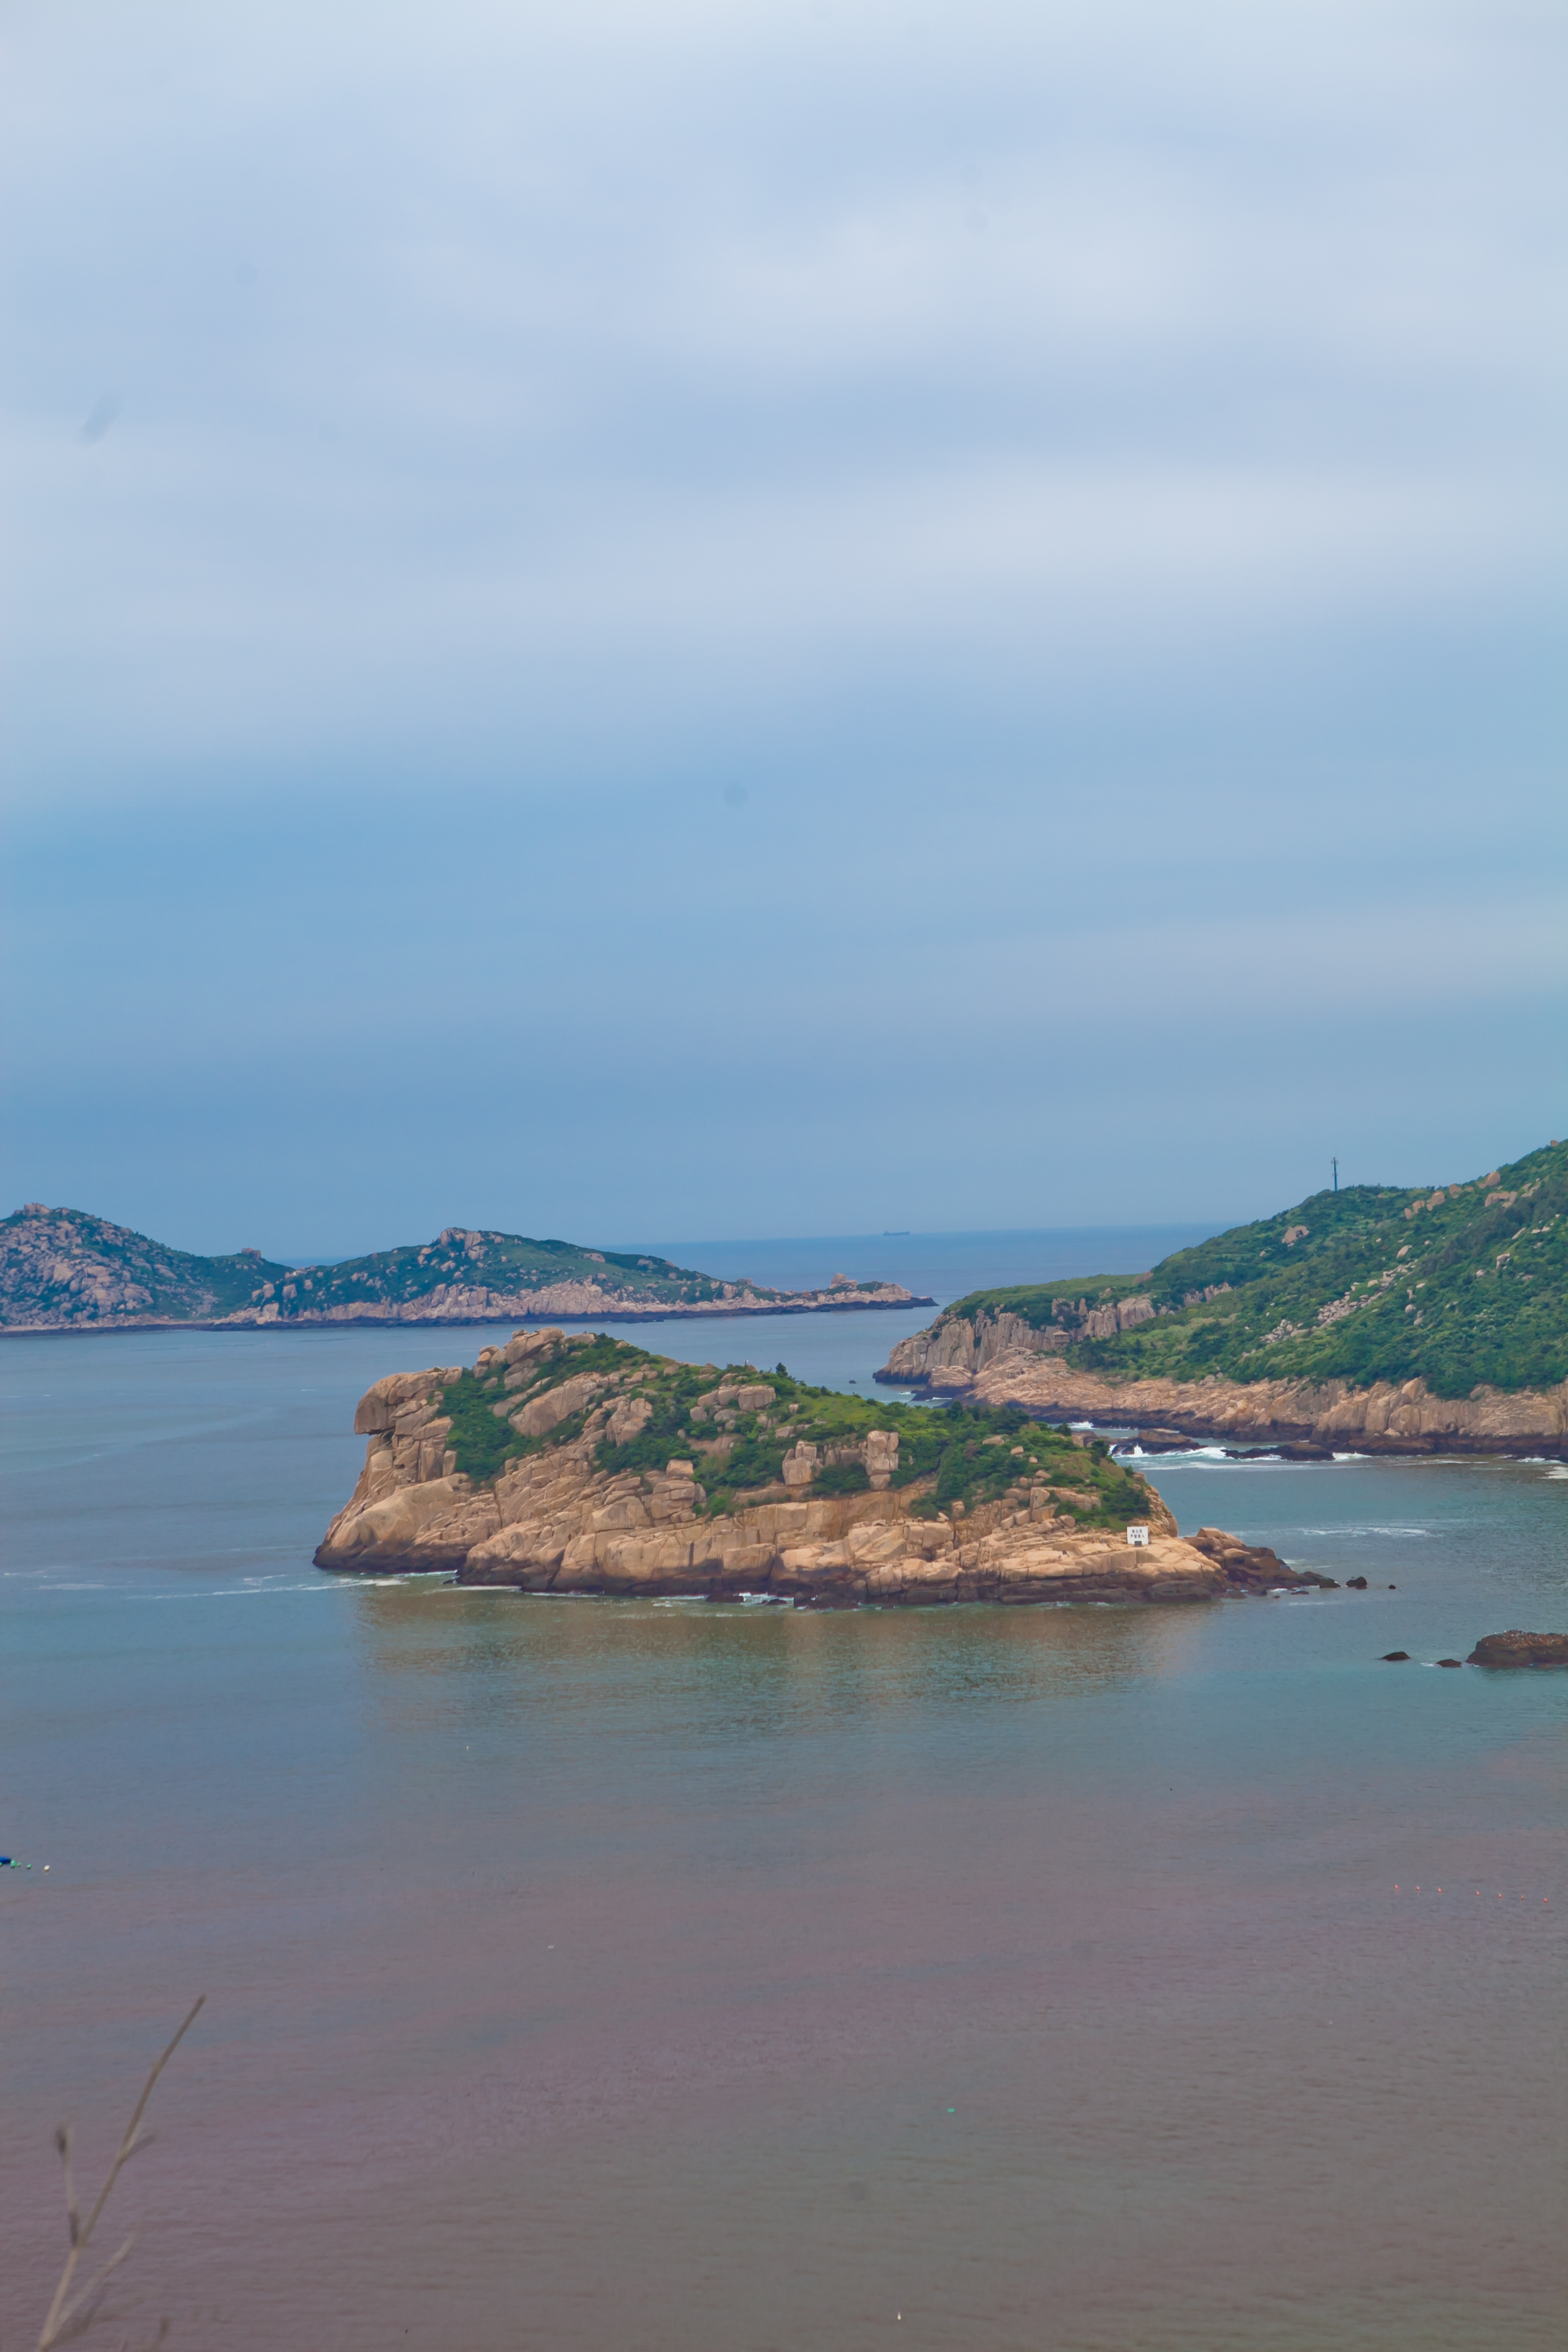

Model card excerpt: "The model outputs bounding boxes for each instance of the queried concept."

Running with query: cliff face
[881,1297,1155,1385]
[313,1329,1305,1607]
[879,1333,1568,1455]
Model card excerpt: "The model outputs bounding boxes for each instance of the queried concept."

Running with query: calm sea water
[2,1291,1565,2351]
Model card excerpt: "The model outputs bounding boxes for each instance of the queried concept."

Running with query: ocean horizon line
[270,1218,1231,1272]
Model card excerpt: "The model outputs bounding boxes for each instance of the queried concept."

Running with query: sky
[2,0,1563,1261]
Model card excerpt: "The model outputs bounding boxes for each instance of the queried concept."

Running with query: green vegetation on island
[439,1334,1153,1531]
[253,1230,740,1316]
[0,1204,285,1327]
[0,1206,922,1329]
[939,1139,1568,1400]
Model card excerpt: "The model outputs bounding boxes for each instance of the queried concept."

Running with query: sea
[2,1228,1564,2352]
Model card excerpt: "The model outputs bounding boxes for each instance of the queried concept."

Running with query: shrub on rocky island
[436,1332,1156,1530]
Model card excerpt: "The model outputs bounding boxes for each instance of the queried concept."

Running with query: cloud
[1,0,1563,1239]
[6,0,1561,794]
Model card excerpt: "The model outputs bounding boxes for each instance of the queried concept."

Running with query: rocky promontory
[877,1139,1568,1457]
[314,1329,1315,1606]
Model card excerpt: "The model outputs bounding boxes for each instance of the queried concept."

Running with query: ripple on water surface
[1,1330,1564,2352]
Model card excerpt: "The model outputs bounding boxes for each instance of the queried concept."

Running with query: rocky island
[1466,1631,1568,1667]
[878,1140,1568,1456]
[315,1328,1319,1606]
[0,1206,930,1332]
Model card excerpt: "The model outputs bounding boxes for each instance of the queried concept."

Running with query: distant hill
[883,1138,1567,1406]
[0,1207,929,1331]
[0,1206,281,1328]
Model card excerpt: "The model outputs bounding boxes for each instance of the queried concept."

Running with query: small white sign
[1126,1524,1150,1547]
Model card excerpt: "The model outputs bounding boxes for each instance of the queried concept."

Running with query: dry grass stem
[34,1997,205,2352]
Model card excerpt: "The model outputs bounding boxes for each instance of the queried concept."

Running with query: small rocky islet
[314,1327,1325,1606]
[1466,1631,1568,1667]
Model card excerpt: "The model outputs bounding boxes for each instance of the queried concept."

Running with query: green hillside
[944,1139,1567,1399]
[0,1204,286,1326]
[0,1206,876,1327]
[250,1229,747,1318]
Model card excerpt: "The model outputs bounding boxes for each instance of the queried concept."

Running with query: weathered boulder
[782,1441,818,1488]
[316,1474,500,1571]
[606,1393,653,1446]
[865,1428,899,1489]
[353,1367,460,1434]
[503,1326,567,1368]
[509,1369,609,1436]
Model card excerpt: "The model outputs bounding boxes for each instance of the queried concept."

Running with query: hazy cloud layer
[2,0,1563,1253]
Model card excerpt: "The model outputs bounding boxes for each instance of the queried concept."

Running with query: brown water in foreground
[2,1328,1564,2349]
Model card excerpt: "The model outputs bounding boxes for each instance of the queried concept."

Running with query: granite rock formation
[877,1343,1568,1457]
[314,1330,1310,1608]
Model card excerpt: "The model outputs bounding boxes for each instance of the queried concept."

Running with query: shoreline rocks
[1182,1527,1337,1594]
[879,1342,1568,1461]
[214,1276,934,1330]
[0,1285,933,1337]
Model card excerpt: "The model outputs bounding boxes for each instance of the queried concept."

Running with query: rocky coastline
[0,1204,933,1333]
[878,1315,1568,1458]
[222,1273,930,1329]
[2,1276,929,1336]
[313,1329,1332,1608]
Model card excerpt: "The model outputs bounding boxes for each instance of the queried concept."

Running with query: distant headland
[877,1140,1568,1457]
[0,1207,932,1333]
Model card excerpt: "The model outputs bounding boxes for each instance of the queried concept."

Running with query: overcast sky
[2,0,1563,1259]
